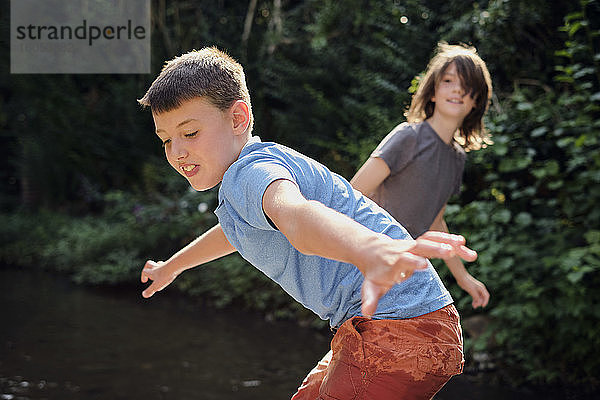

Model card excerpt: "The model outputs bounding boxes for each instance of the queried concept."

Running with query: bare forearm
[166,224,236,274]
[350,157,390,199]
[141,224,237,299]
[276,199,394,272]
[444,254,470,280]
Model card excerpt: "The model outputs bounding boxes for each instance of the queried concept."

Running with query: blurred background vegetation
[1,0,599,393]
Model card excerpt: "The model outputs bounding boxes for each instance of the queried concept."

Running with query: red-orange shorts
[291,304,464,400]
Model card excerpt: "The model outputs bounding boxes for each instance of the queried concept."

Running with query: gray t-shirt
[371,121,466,238]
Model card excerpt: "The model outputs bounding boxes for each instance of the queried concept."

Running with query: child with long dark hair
[351,43,492,309]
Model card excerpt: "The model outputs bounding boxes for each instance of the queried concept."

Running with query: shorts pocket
[416,344,464,377]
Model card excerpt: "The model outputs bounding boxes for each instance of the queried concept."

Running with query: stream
[1,267,545,399]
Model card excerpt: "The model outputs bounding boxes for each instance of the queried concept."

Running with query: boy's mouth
[181,164,199,177]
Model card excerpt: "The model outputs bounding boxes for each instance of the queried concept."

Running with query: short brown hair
[406,42,493,151]
[138,47,253,132]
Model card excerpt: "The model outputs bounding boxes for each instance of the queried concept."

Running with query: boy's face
[432,62,476,122]
[153,98,249,191]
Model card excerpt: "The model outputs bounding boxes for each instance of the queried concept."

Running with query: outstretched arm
[350,156,390,199]
[262,179,477,317]
[140,223,237,298]
[429,206,490,308]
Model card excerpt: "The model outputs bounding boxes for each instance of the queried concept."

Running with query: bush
[0,186,320,325]
[442,2,600,387]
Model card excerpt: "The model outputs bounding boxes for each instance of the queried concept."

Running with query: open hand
[361,231,477,317]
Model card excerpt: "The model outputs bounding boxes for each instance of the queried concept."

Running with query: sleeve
[221,155,297,231]
[370,123,418,175]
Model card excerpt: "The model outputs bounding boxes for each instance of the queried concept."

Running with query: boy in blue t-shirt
[139,47,477,399]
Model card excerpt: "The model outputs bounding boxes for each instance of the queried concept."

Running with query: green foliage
[444,0,600,387]
[436,0,574,88]
[0,185,316,323]
[1,188,209,282]
[5,75,158,209]
[255,0,440,176]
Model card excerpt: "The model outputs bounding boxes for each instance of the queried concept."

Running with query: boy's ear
[231,100,250,135]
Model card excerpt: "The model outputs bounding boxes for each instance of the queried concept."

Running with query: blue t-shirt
[215,137,452,329]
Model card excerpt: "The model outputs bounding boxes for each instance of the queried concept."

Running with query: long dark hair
[406,42,493,151]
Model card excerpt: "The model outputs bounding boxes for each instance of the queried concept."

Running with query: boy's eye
[185,131,198,138]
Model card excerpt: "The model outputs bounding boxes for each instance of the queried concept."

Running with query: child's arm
[140,223,237,298]
[350,156,390,198]
[262,179,477,317]
[429,206,490,308]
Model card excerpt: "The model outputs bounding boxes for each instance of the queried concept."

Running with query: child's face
[432,62,476,123]
[153,98,247,191]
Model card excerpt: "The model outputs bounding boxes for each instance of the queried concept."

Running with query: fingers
[391,238,418,253]
[469,283,490,309]
[361,279,390,318]
[474,286,490,308]
[141,260,156,283]
[455,245,478,262]
[420,231,465,245]
[396,251,428,271]
[366,252,425,288]
[410,238,454,259]
[481,290,490,308]
[142,283,158,299]
[415,232,478,262]
[361,265,416,318]
[141,269,149,284]
[141,260,163,298]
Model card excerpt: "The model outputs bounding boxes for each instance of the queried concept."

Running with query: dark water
[0,267,331,399]
[0,267,549,399]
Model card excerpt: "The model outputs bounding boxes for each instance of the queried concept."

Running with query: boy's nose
[172,139,188,159]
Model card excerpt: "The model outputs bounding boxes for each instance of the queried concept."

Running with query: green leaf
[568,21,583,37]
[585,230,600,245]
[522,303,540,318]
[516,101,534,111]
[491,208,511,224]
[547,180,564,190]
[566,266,594,284]
[514,212,533,226]
[531,126,548,137]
